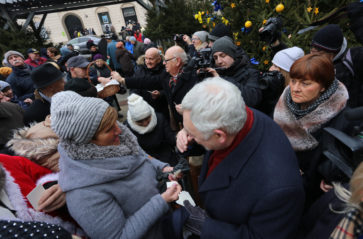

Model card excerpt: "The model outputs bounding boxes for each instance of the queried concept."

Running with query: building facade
[31,1,148,44]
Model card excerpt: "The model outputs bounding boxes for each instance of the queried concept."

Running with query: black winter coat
[126,112,177,166]
[23,98,50,126]
[115,49,134,77]
[128,62,169,119]
[88,64,111,85]
[334,47,363,107]
[216,51,262,107]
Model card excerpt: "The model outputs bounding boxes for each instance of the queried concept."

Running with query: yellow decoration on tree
[264,60,269,65]
[236,41,241,46]
[262,46,266,51]
[266,0,270,3]
[207,18,211,24]
[263,19,267,25]
[233,32,239,40]
[307,6,312,13]
[275,3,285,13]
[231,3,236,8]
[222,17,229,25]
[194,14,199,20]
[213,22,216,27]
[314,7,319,15]
[245,20,252,28]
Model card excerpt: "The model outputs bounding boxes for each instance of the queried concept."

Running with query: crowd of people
[0,20,363,239]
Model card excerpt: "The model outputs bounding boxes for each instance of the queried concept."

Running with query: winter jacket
[88,64,111,85]
[115,48,134,77]
[133,41,145,61]
[0,102,24,146]
[334,46,363,107]
[23,96,50,126]
[98,38,108,59]
[126,62,169,119]
[126,112,177,166]
[58,123,169,239]
[24,57,47,68]
[216,50,262,108]
[7,116,60,172]
[198,109,304,239]
[107,40,121,70]
[6,64,34,101]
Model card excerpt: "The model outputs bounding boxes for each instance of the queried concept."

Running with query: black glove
[183,200,208,236]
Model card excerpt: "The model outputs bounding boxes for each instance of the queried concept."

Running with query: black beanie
[208,23,233,41]
[211,36,237,59]
[311,24,343,53]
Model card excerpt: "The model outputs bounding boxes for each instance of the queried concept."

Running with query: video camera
[192,48,212,69]
[319,107,363,183]
[259,17,283,44]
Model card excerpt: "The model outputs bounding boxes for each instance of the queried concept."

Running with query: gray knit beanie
[50,91,109,143]
[193,31,209,43]
[211,36,238,59]
[4,50,25,66]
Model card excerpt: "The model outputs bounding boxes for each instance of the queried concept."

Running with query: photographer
[203,36,262,108]
[183,31,209,58]
[259,17,287,57]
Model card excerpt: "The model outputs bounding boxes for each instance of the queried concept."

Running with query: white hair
[182,77,246,139]
[173,51,188,64]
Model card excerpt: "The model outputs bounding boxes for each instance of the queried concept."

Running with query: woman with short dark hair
[274,53,350,207]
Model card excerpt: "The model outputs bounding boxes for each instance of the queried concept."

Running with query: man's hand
[24,98,33,104]
[150,90,160,99]
[203,68,219,77]
[175,104,183,115]
[161,183,182,203]
[183,35,192,45]
[111,71,125,85]
[38,184,66,212]
[176,128,191,153]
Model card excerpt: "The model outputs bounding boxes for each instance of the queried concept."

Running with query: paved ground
[116,91,129,123]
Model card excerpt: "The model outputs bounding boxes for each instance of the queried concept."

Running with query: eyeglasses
[192,38,200,41]
[164,57,176,63]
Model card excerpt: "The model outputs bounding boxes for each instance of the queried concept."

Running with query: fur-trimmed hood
[274,81,349,151]
[6,117,60,172]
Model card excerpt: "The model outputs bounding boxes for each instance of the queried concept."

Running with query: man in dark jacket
[207,37,262,108]
[4,50,34,105]
[310,24,363,107]
[23,63,65,125]
[175,77,305,239]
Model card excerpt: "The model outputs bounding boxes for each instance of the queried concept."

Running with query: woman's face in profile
[91,122,122,146]
[289,78,325,106]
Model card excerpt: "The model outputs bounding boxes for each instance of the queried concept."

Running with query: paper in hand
[176,191,196,207]
[26,184,46,210]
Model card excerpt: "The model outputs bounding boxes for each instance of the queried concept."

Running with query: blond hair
[93,107,118,138]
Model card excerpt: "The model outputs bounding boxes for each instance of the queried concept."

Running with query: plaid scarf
[330,209,363,239]
[286,79,339,119]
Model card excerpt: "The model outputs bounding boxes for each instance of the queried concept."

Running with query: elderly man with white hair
[174,77,305,239]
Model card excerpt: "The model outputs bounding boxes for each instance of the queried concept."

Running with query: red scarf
[206,107,254,177]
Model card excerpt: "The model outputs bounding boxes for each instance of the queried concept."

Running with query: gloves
[183,200,208,236]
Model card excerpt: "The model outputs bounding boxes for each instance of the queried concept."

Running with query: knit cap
[3,50,25,66]
[50,91,109,143]
[0,80,10,91]
[272,47,304,72]
[129,36,136,42]
[127,93,152,121]
[193,31,209,43]
[208,23,232,41]
[211,36,238,59]
[311,24,344,53]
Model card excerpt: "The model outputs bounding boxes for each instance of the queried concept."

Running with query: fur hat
[51,91,109,143]
[272,47,305,72]
[127,93,152,121]
[211,36,238,59]
[208,23,232,41]
[311,24,344,53]
[4,50,25,66]
[193,31,209,43]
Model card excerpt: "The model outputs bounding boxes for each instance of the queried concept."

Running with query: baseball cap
[66,56,90,68]
[27,48,39,54]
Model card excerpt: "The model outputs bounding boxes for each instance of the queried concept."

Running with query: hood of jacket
[58,123,149,192]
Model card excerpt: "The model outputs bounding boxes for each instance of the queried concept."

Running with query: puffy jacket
[6,64,34,101]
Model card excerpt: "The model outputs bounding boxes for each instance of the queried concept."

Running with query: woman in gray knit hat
[50,91,181,239]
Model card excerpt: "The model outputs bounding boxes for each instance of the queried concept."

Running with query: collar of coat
[273,81,348,151]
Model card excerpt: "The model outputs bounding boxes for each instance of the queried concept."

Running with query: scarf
[330,209,363,239]
[60,123,141,160]
[127,109,157,135]
[274,81,348,151]
[207,107,254,177]
[286,79,339,119]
